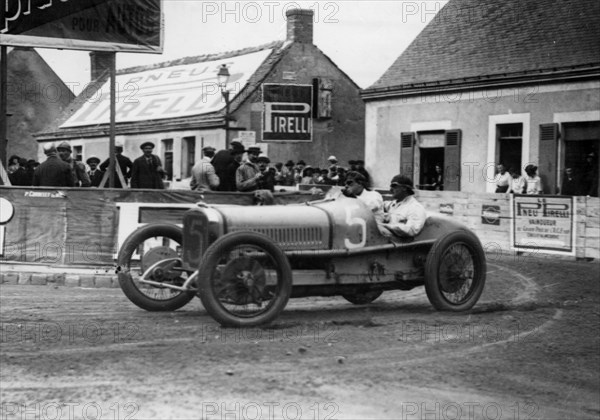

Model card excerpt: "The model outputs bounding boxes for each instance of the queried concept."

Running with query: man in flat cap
[99,143,132,188]
[356,159,371,187]
[130,141,165,189]
[57,141,91,187]
[256,154,275,191]
[378,175,427,238]
[190,146,219,191]
[33,143,74,187]
[86,156,104,187]
[212,141,245,191]
[236,146,264,192]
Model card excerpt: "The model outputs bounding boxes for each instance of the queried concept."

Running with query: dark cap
[247,146,262,155]
[43,143,57,155]
[202,146,216,153]
[390,174,414,191]
[230,141,245,154]
[257,155,270,163]
[86,156,100,165]
[56,141,72,152]
[140,141,155,150]
[297,160,306,166]
[285,160,295,167]
[348,160,357,165]
[356,159,365,165]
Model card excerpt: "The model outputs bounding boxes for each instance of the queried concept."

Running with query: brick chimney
[89,51,114,80]
[286,9,314,44]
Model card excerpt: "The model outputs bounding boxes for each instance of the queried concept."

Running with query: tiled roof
[367,0,600,91]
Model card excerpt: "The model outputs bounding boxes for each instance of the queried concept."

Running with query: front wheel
[424,230,486,311]
[117,224,194,311]
[197,231,292,327]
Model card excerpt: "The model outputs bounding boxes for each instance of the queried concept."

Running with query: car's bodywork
[117,192,487,326]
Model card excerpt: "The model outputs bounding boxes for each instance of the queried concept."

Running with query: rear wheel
[198,231,292,327]
[424,230,486,311]
[117,224,194,311]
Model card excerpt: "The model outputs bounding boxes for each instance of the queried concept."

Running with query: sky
[35,0,448,94]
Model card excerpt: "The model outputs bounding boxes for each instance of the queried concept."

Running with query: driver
[378,175,427,238]
[343,171,384,223]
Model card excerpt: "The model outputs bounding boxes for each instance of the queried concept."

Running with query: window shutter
[444,129,462,191]
[400,132,415,180]
[539,123,559,194]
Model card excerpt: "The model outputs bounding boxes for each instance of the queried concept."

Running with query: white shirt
[495,171,512,188]
[357,189,384,223]
[381,195,427,237]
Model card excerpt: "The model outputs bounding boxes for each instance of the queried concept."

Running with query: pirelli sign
[262,84,312,142]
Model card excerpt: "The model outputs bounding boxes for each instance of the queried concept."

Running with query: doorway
[497,123,522,173]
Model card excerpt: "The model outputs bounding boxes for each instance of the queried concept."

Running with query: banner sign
[60,49,272,127]
[262,84,312,142]
[512,195,575,254]
[439,203,454,215]
[0,0,163,53]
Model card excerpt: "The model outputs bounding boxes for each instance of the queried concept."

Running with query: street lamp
[217,64,231,145]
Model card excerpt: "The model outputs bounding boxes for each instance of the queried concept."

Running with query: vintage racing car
[117,191,486,327]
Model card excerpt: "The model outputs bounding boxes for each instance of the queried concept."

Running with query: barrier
[0,187,320,266]
[0,187,597,271]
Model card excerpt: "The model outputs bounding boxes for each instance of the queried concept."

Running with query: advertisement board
[1,0,162,53]
[262,84,312,142]
[60,49,272,127]
[511,195,575,255]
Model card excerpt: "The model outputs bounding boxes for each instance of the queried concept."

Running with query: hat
[257,155,270,163]
[115,142,124,149]
[348,160,357,165]
[43,143,57,155]
[302,166,314,177]
[297,160,306,166]
[86,156,100,165]
[285,160,295,167]
[202,146,216,153]
[140,141,155,150]
[328,155,338,162]
[230,141,245,154]
[247,146,262,155]
[390,174,414,191]
[56,141,71,152]
[356,159,365,165]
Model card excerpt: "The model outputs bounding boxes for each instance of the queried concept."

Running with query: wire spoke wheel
[198,232,292,327]
[118,224,194,311]
[425,231,486,311]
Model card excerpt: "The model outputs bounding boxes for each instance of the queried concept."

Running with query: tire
[197,231,292,327]
[117,224,194,311]
[424,230,486,311]
[342,289,383,305]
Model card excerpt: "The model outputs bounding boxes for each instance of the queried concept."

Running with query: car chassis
[117,194,486,327]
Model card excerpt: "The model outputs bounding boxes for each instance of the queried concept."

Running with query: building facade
[361,0,600,196]
[2,47,74,165]
[35,9,365,183]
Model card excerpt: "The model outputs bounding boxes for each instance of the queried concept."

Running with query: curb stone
[64,275,80,288]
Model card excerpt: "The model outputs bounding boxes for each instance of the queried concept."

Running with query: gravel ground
[1,255,599,419]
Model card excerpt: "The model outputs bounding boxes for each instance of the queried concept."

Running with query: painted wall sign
[512,195,575,254]
[60,49,272,127]
[0,0,163,53]
[481,205,501,225]
[262,84,312,142]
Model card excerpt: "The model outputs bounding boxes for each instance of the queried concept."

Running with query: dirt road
[1,255,599,419]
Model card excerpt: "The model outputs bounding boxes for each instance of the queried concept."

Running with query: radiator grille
[230,226,326,250]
